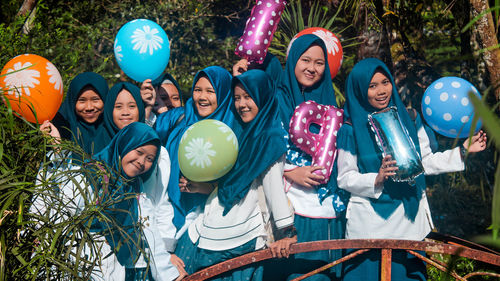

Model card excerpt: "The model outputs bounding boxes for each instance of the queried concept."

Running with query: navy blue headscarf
[92,122,160,267]
[218,70,287,214]
[56,72,112,155]
[103,82,145,136]
[342,58,425,221]
[155,66,235,229]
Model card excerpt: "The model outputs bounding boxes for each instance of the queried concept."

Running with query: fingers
[308,166,325,181]
[270,244,280,258]
[310,166,325,172]
[175,266,188,281]
[232,59,249,76]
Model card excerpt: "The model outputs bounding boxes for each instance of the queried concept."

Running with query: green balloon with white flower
[178,119,239,182]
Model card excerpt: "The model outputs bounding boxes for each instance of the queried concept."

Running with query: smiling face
[294,44,326,88]
[367,71,393,110]
[159,83,181,109]
[192,76,217,117]
[75,86,104,123]
[121,143,157,178]
[233,83,259,123]
[113,89,139,130]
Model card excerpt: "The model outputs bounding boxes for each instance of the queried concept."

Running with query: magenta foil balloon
[235,0,287,64]
[289,101,343,184]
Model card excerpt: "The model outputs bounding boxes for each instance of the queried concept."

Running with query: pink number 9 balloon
[289,101,343,184]
[235,0,287,64]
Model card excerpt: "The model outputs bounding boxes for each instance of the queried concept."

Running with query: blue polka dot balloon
[421,77,482,138]
[114,19,170,82]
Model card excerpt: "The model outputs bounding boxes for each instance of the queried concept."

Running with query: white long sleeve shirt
[337,126,464,240]
[188,156,294,251]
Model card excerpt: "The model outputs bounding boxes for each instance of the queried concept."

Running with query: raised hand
[463,130,487,153]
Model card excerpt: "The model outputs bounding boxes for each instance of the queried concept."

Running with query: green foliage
[469,92,500,245]
[0,0,249,97]
[0,100,148,280]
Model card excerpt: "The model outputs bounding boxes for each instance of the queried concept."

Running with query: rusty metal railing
[184,234,500,281]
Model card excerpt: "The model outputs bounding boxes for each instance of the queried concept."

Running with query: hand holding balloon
[179,176,215,194]
[288,101,343,184]
[140,79,156,107]
[40,120,61,143]
[284,166,325,188]
[375,155,398,188]
[462,130,487,153]
[232,58,249,76]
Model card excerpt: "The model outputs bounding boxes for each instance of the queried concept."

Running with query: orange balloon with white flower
[0,54,63,123]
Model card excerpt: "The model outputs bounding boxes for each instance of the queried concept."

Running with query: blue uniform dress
[338,58,464,281]
[275,34,346,281]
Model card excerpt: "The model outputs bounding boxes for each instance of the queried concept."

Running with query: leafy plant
[0,91,147,280]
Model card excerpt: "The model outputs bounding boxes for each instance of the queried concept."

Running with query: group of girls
[37,33,487,281]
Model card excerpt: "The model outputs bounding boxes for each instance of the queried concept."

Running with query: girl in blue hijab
[153,72,183,109]
[140,73,183,126]
[103,82,145,136]
[52,72,112,155]
[92,122,160,265]
[180,70,295,280]
[337,58,487,281]
[33,122,161,279]
[154,66,234,259]
[276,34,346,280]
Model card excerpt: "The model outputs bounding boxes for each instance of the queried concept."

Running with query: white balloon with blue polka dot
[421,76,482,138]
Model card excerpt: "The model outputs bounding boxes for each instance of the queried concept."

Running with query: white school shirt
[188,156,294,251]
[284,164,337,219]
[337,126,464,240]
[31,152,125,281]
[134,146,180,281]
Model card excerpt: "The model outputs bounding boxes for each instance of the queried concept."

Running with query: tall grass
[0,94,145,280]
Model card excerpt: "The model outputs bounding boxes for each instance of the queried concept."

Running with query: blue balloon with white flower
[114,19,170,82]
[421,77,482,138]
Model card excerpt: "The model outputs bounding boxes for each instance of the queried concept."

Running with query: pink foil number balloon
[289,101,343,184]
[235,0,287,64]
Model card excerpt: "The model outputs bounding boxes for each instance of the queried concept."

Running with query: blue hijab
[152,72,184,105]
[218,70,287,214]
[263,53,284,82]
[103,82,145,136]
[276,34,337,130]
[155,66,234,229]
[57,72,112,155]
[92,122,160,267]
[343,58,425,221]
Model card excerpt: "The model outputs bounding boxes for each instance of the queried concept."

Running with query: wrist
[277,225,297,240]
[460,145,467,159]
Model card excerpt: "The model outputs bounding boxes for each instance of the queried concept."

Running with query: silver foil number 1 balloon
[368,106,424,184]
